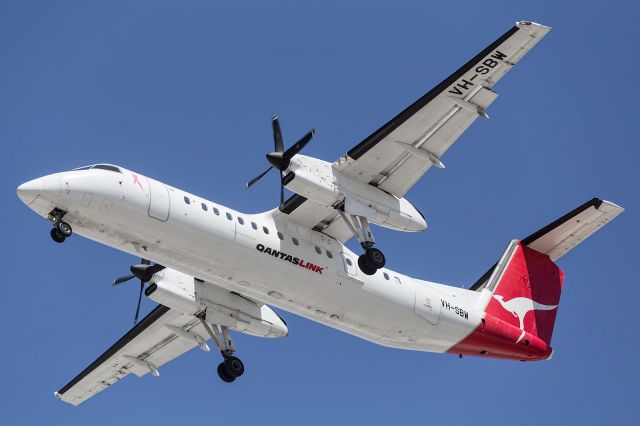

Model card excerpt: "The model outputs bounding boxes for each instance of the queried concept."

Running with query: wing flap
[55,305,208,406]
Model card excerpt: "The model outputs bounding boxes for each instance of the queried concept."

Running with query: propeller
[245,116,315,205]
[112,259,165,324]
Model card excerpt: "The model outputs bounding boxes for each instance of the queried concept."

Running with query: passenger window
[292,237,299,246]
[326,250,333,259]
[315,246,322,254]
[383,272,390,280]
[226,212,232,220]
[213,207,219,215]
[251,222,258,230]
[238,217,244,225]
[345,257,353,266]
[184,196,191,204]
[201,203,208,211]
[263,226,269,234]
[277,232,284,240]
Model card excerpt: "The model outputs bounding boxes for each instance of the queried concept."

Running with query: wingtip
[517,20,552,31]
[598,199,625,213]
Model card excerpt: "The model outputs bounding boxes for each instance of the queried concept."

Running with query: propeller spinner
[112,259,165,324]
[245,116,314,205]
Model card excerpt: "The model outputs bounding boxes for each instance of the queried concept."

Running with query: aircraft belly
[70,195,482,354]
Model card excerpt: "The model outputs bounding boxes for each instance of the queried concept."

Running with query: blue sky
[2,1,638,425]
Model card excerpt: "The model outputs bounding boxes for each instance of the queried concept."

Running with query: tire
[358,255,376,275]
[365,247,385,269]
[50,228,65,243]
[217,362,236,383]
[56,221,72,237]
[223,356,245,378]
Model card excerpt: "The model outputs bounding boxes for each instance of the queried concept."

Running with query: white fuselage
[18,166,486,353]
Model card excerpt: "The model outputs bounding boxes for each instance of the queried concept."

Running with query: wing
[55,305,210,406]
[334,21,550,196]
[276,21,550,242]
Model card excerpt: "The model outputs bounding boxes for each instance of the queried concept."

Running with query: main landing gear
[339,212,386,276]
[48,208,72,243]
[198,316,245,383]
[358,247,385,276]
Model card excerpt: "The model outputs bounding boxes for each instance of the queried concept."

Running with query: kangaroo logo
[492,295,558,343]
[132,173,144,191]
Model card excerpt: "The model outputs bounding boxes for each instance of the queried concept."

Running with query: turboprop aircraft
[16,21,624,406]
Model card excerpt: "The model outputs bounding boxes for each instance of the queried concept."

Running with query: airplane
[16,21,624,406]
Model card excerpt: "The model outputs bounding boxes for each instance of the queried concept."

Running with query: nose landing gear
[48,209,72,243]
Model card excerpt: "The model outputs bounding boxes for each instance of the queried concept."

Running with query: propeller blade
[280,175,284,206]
[283,129,315,161]
[272,116,284,153]
[245,166,273,189]
[113,274,135,286]
[134,280,144,324]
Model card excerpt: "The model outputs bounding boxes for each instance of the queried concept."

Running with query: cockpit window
[72,164,122,173]
[92,164,122,173]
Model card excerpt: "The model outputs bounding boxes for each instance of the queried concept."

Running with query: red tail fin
[450,199,622,361]
[449,241,563,361]
[485,242,564,345]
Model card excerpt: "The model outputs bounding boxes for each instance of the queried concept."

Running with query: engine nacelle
[145,268,288,338]
[285,155,427,232]
[144,269,199,314]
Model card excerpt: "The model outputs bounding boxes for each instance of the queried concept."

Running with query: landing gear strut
[339,212,386,275]
[48,209,72,243]
[198,316,245,383]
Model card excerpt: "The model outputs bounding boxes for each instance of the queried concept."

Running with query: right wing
[55,305,210,406]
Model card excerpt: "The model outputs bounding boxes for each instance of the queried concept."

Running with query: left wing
[275,22,550,242]
[55,305,209,406]
[334,21,550,197]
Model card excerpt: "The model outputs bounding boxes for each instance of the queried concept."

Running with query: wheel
[55,221,72,237]
[365,247,385,269]
[217,362,236,383]
[358,255,376,275]
[50,228,65,243]
[223,356,245,378]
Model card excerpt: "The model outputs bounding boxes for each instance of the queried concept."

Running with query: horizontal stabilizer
[522,198,624,261]
[470,198,623,291]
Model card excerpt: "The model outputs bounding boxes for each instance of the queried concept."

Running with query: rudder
[484,241,563,345]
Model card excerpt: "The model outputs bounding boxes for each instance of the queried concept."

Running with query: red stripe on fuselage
[447,314,552,361]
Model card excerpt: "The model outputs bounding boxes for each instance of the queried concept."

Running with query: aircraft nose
[17,178,43,206]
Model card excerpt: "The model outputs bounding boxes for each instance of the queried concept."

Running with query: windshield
[72,164,122,173]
